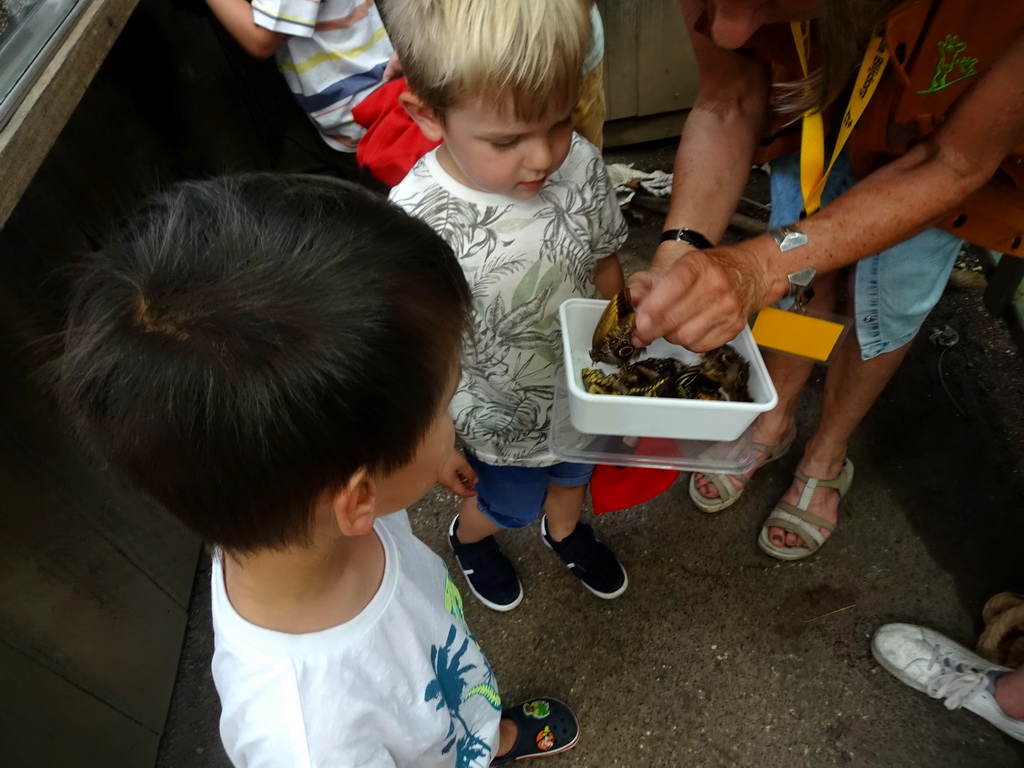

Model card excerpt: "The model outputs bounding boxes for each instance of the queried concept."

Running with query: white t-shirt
[211,511,501,768]
[251,0,393,151]
[389,134,628,467]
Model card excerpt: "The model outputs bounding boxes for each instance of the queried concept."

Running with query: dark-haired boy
[58,174,579,767]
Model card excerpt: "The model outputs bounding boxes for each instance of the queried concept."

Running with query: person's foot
[765,449,847,550]
[691,420,796,505]
[490,698,580,765]
[540,517,627,599]
[448,516,523,612]
[871,623,1024,743]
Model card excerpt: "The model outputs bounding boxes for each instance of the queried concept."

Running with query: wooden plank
[598,0,638,120]
[0,642,159,768]
[0,447,194,731]
[0,0,142,229]
[604,110,688,148]
[0,362,200,606]
[635,0,699,116]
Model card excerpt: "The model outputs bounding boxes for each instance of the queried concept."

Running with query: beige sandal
[688,428,796,514]
[757,459,854,561]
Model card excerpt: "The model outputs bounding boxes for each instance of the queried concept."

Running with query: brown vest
[745,1,1024,255]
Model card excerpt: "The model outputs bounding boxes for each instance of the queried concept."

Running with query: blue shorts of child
[462,451,594,529]
[770,151,962,360]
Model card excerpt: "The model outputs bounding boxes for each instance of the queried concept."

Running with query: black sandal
[490,698,580,765]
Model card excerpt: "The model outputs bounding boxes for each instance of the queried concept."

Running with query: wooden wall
[0,0,345,764]
[600,0,698,147]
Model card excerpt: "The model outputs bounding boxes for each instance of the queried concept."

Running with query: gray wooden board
[0,641,159,768]
[599,0,698,122]
[0,354,199,608]
[636,0,698,115]
[605,110,688,148]
[0,440,194,731]
[599,0,638,120]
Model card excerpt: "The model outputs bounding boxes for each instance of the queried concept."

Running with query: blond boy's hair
[387,0,590,121]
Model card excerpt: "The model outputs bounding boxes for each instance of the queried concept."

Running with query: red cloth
[352,77,442,187]
[589,438,682,514]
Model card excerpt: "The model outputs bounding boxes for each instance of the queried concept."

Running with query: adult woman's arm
[632,26,1024,352]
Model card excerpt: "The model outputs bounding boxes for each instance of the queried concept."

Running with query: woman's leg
[766,332,911,548]
[691,271,840,501]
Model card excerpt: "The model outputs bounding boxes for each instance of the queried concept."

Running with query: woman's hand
[628,241,771,352]
[437,449,477,498]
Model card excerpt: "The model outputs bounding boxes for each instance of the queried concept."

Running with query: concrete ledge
[0,0,141,229]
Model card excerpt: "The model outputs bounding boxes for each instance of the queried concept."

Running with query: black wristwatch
[659,228,714,250]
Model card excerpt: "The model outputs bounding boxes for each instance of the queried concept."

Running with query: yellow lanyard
[791,21,889,215]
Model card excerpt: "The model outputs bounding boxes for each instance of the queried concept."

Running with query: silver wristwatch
[767,224,809,251]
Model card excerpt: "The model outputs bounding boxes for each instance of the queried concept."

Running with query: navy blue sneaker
[541,516,628,599]
[448,516,523,612]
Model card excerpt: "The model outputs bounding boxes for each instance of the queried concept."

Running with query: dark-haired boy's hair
[59,173,471,552]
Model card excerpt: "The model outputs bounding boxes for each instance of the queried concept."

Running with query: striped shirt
[252,0,393,151]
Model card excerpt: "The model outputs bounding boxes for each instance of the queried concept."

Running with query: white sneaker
[871,623,1024,743]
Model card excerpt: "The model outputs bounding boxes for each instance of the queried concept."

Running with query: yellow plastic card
[751,307,845,362]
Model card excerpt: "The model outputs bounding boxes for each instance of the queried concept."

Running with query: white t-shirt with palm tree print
[211,511,501,767]
[390,134,628,467]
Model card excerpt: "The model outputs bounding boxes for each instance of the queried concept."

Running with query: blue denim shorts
[770,152,962,360]
[463,451,595,529]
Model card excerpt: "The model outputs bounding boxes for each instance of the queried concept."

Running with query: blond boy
[388,0,630,612]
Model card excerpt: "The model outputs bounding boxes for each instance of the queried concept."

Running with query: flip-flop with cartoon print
[490,698,580,765]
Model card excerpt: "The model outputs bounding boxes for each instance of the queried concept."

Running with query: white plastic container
[559,298,779,441]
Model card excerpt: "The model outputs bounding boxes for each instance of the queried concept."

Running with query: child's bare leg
[448,494,523,612]
[541,481,627,598]
[495,718,518,757]
[454,495,501,544]
[491,698,580,761]
[542,484,586,541]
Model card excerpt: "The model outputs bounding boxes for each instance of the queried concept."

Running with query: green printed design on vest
[918,34,979,93]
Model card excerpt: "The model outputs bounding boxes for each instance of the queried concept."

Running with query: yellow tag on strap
[751,307,845,362]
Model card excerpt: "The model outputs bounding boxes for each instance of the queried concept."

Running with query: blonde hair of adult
[387,0,591,122]
[773,0,906,116]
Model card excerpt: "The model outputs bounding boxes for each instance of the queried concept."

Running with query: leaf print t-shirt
[390,134,629,467]
[211,511,501,768]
